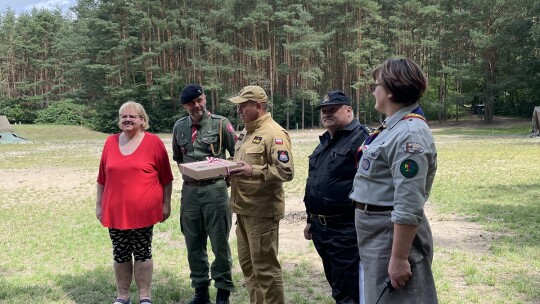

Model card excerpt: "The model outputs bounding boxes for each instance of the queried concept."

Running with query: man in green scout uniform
[227,85,294,304]
[172,84,237,304]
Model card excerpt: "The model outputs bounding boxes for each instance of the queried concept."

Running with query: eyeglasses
[119,114,139,120]
[369,83,382,92]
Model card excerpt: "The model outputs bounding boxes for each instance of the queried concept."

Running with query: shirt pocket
[245,145,265,166]
[327,148,355,177]
[201,130,219,153]
[359,146,382,177]
[178,138,192,153]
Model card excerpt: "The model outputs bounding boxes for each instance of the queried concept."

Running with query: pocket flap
[364,146,382,159]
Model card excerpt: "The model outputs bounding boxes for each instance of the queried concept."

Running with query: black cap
[180,84,204,104]
[314,90,351,109]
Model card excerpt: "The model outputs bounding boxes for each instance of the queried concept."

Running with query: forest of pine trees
[0,0,539,132]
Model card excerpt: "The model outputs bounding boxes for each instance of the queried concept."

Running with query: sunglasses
[369,83,382,92]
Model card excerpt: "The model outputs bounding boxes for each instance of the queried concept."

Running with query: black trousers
[311,220,360,304]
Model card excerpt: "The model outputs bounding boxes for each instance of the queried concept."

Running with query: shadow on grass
[55,267,193,304]
[0,278,58,303]
[469,183,540,248]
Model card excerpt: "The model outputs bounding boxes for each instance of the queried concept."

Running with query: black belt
[183,178,223,186]
[355,201,393,212]
[308,212,354,226]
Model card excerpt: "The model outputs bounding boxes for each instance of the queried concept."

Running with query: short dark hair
[372,58,427,105]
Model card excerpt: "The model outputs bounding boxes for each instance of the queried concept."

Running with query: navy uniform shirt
[304,118,369,218]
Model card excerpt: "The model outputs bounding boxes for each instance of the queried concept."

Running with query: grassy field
[0,120,539,303]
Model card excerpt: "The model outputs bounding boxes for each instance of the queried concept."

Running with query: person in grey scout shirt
[350,58,438,304]
[172,84,237,304]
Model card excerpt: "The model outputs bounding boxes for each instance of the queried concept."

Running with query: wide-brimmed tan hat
[228,85,268,104]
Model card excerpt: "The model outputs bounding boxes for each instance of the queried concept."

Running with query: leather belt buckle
[309,213,347,226]
[318,215,327,226]
[309,213,327,226]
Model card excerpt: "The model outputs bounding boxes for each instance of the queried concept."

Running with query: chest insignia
[252,136,262,144]
[238,133,245,141]
[400,159,419,178]
[402,142,425,154]
[277,150,290,163]
[361,158,370,170]
[275,138,283,145]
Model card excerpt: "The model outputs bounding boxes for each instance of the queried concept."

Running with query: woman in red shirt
[96,101,173,304]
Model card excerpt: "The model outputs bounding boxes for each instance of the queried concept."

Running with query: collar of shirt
[319,118,360,144]
[384,103,419,130]
[245,112,271,132]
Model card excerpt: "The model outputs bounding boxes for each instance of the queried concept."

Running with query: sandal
[113,298,131,304]
[140,299,152,304]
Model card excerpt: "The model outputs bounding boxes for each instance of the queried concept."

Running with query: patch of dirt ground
[279,197,498,256]
[0,168,91,191]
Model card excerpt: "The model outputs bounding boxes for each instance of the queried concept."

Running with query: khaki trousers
[236,215,284,304]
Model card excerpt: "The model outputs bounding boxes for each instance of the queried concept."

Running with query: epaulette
[210,114,225,120]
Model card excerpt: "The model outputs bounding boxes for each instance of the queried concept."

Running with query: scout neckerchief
[355,106,426,166]
[401,106,426,122]
[355,122,386,166]
[191,124,199,143]
[190,112,211,143]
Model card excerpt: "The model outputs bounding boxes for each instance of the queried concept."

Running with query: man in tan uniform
[228,86,294,304]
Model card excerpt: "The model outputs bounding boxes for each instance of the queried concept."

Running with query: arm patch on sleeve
[400,159,419,178]
[402,142,424,154]
[277,150,290,163]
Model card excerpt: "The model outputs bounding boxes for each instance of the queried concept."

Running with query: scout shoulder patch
[400,159,419,178]
[252,136,262,144]
[238,133,245,141]
[277,150,290,163]
[402,142,424,154]
[226,123,235,133]
[275,138,283,145]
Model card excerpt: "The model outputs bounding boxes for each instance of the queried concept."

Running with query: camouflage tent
[0,116,30,143]
[531,107,540,137]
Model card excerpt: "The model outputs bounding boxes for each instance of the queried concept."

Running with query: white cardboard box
[179,159,242,180]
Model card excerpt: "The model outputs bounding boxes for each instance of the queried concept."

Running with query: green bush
[89,99,124,134]
[34,99,91,125]
[0,98,40,123]
[35,99,93,126]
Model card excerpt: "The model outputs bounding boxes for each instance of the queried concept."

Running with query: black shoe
[215,289,230,304]
[187,286,211,304]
